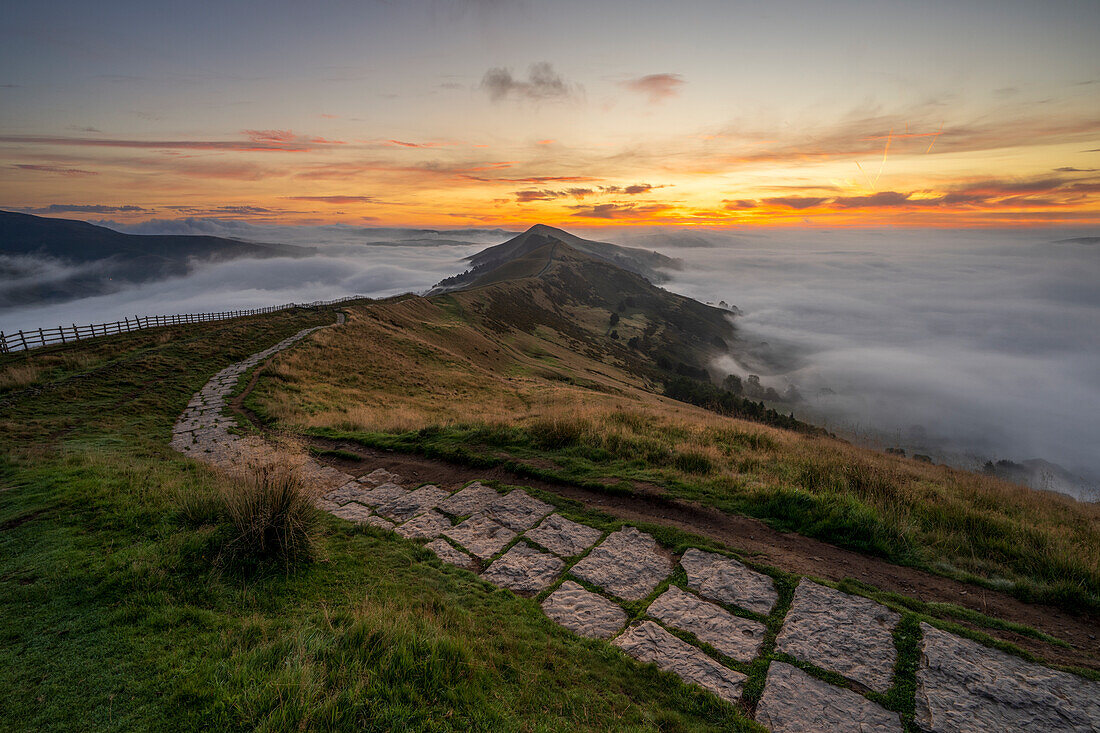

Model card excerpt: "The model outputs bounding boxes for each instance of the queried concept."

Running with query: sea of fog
[635,228,1100,499]
[2,219,1097,498]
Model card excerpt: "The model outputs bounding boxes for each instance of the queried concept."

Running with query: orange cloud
[13,163,98,176]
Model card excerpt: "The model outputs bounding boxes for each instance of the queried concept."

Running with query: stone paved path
[172,323,1100,732]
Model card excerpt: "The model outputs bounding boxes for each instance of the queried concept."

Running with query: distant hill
[0,211,314,308]
[431,224,679,292]
[435,233,730,381]
[1052,236,1100,246]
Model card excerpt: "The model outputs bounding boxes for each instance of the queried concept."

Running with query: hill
[2,225,1098,730]
[249,230,1100,619]
[432,223,680,292]
[0,210,314,307]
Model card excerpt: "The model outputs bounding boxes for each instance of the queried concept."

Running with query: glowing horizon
[2,0,1097,229]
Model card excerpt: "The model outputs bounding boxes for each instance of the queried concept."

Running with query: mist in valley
[629,227,1100,500]
[2,219,1097,499]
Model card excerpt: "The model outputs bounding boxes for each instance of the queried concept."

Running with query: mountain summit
[431,224,679,293]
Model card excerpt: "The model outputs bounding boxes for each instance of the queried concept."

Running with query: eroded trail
[173,320,1100,732]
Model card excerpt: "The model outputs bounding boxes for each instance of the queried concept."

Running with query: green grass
[0,311,762,732]
[296,423,1100,616]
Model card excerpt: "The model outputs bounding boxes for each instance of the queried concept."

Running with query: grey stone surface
[363,515,395,531]
[395,509,452,539]
[570,527,672,601]
[915,623,1100,732]
[426,539,477,571]
[680,547,777,615]
[541,581,627,639]
[525,513,602,557]
[376,484,451,522]
[360,467,402,486]
[775,579,900,693]
[647,586,766,663]
[481,542,565,594]
[443,514,517,559]
[437,481,499,517]
[298,463,355,493]
[323,481,374,506]
[329,502,374,523]
[357,482,408,508]
[485,489,554,531]
[757,662,902,733]
[613,621,746,704]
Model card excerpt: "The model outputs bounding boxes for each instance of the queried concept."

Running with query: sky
[1,0,1098,228]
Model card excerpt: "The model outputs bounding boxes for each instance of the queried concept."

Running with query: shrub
[212,463,319,569]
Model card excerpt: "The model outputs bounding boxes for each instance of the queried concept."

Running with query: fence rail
[0,295,364,354]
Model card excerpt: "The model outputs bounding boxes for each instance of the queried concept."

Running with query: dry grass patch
[180,458,320,571]
[249,296,1100,609]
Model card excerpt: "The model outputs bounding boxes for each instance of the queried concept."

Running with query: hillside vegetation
[248,244,1100,614]
[0,308,755,731]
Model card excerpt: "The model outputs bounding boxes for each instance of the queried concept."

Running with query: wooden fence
[0,295,364,354]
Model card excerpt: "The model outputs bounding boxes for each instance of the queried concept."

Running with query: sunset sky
[2,0,1098,228]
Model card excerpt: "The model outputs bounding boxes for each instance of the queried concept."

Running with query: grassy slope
[0,309,757,732]
[249,279,1100,615]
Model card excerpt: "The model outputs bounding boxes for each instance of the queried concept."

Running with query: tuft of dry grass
[184,460,320,570]
[0,362,43,390]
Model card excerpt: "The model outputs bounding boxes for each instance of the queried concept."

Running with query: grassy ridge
[0,310,758,731]
[247,298,1100,615]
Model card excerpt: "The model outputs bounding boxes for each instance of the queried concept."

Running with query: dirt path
[227,330,1099,672]
[183,321,1100,731]
[287,435,1100,672]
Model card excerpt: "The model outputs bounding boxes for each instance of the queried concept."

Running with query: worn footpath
[170,318,1100,733]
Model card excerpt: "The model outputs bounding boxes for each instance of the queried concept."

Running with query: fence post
[0,332,5,355]
[19,330,28,350]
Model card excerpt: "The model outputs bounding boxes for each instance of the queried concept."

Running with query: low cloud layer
[0,221,490,335]
[646,228,1100,496]
[3,220,1096,499]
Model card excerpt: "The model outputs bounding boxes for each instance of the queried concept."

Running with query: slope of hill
[432,223,680,292]
[0,211,314,307]
[248,231,1100,619]
[0,307,756,730]
[2,238,1099,730]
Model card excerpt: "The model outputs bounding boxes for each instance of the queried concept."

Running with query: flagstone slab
[357,482,408,508]
[541,581,627,639]
[570,527,672,601]
[323,482,374,506]
[525,513,602,557]
[329,502,374,523]
[395,509,452,540]
[437,481,500,517]
[757,662,902,733]
[375,484,451,522]
[481,542,565,594]
[775,579,900,693]
[426,539,476,571]
[363,515,395,531]
[647,586,766,663]
[613,621,746,704]
[915,623,1100,732]
[680,547,777,616]
[297,463,355,492]
[485,489,554,532]
[443,514,517,559]
[360,467,402,486]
